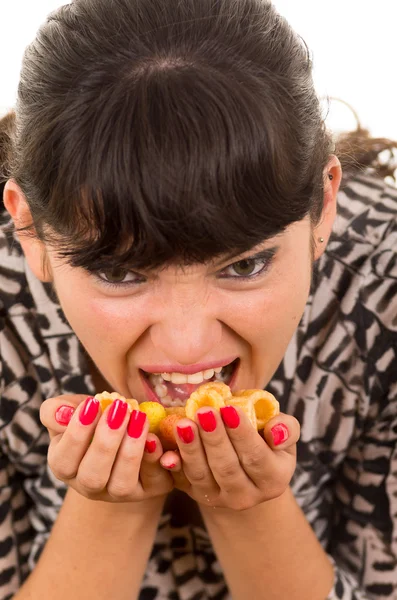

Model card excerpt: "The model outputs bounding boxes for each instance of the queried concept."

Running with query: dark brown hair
[1,0,396,273]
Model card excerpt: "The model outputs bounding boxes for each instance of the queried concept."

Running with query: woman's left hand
[159,405,300,510]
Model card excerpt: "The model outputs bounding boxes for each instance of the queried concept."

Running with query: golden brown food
[95,383,280,449]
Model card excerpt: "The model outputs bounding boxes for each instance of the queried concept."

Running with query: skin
[3,155,342,509]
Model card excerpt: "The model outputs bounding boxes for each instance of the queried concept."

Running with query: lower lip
[139,360,241,405]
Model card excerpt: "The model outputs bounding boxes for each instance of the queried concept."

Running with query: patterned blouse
[0,170,396,600]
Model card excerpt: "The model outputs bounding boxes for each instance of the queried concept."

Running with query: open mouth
[140,358,240,407]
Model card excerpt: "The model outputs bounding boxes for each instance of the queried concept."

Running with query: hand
[159,405,299,511]
[40,395,173,502]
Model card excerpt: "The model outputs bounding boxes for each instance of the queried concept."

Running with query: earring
[318,237,324,243]
[328,174,333,180]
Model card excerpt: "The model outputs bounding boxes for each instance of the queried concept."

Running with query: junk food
[95,383,280,449]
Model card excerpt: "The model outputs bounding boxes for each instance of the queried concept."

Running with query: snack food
[95,383,280,449]
[95,391,139,412]
[158,413,186,450]
[232,389,279,430]
[138,402,167,434]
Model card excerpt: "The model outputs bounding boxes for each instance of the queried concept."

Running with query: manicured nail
[107,399,128,430]
[197,410,216,432]
[144,439,157,453]
[164,462,176,469]
[55,405,75,426]
[176,425,195,444]
[220,406,240,429]
[127,410,146,438]
[271,423,289,446]
[79,397,99,426]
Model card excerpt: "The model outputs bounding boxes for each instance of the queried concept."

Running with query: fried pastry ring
[94,383,280,448]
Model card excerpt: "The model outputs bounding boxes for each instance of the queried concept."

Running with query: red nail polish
[79,397,99,426]
[220,406,240,428]
[55,405,74,426]
[271,423,289,446]
[165,462,176,469]
[197,410,216,432]
[127,410,146,438]
[176,425,195,443]
[144,439,157,453]
[107,399,128,430]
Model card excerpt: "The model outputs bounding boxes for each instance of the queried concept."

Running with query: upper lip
[140,357,239,375]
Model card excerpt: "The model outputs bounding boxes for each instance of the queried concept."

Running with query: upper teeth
[157,367,222,385]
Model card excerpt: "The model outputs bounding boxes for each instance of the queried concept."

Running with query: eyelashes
[90,254,275,290]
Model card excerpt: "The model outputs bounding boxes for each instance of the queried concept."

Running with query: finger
[195,407,255,493]
[160,450,192,492]
[48,396,101,481]
[40,394,89,437]
[139,434,174,494]
[219,404,275,488]
[262,414,300,453]
[160,449,182,471]
[77,401,135,496]
[173,418,219,493]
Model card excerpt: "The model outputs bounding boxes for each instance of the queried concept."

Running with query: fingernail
[220,406,240,429]
[107,399,128,430]
[163,462,176,469]
[79,397,99,426]
[55,405,75,426]
[127,410,146,438]
[271,423,289,446]
[176,425,195,444]
[144,439,157,453]
[197,410,216,432]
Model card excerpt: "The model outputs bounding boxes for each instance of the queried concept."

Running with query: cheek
[53,279,145,349]
[227,262,311,350]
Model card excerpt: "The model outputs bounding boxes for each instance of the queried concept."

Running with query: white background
[1,0,396,140]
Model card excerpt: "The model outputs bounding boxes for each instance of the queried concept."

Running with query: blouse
[0,169,396,600]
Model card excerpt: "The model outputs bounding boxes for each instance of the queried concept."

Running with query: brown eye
[232,259,257,277]
[95,267,145,287]
[218,256,271,280]
[101,267,129,283]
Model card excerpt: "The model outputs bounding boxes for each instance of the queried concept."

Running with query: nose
[150,304,223,366]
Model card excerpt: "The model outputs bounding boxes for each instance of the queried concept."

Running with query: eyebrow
[214,245,280,268]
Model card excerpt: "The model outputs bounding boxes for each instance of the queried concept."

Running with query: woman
[0,0,396,598]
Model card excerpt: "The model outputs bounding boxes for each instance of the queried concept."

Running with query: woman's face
[45,217,314,405]
[4,160,339,406]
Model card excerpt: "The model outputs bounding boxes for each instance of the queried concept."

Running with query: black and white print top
[0,170,396,600]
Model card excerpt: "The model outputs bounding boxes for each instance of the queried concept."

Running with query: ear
[313,155,342,261]
[3,179,53,282]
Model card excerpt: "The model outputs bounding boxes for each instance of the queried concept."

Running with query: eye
[95,267,145,287]
[218,256,271,280]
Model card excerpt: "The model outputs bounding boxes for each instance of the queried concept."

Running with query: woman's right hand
[40,395,174,502]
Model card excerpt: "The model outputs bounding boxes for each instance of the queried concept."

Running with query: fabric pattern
[0,171,396,599]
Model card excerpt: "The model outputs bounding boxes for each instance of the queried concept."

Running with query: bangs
[44,61,308,272]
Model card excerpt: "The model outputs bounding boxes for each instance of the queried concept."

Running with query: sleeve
[325,217,397,600]
[0,308,67,598]
[326,383,397,599]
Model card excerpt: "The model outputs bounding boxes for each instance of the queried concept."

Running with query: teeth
[170,373,188,384]
[148,362,236,399]
[161,395,185,408]
[155,384,168,398]
[186,372,205,384]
